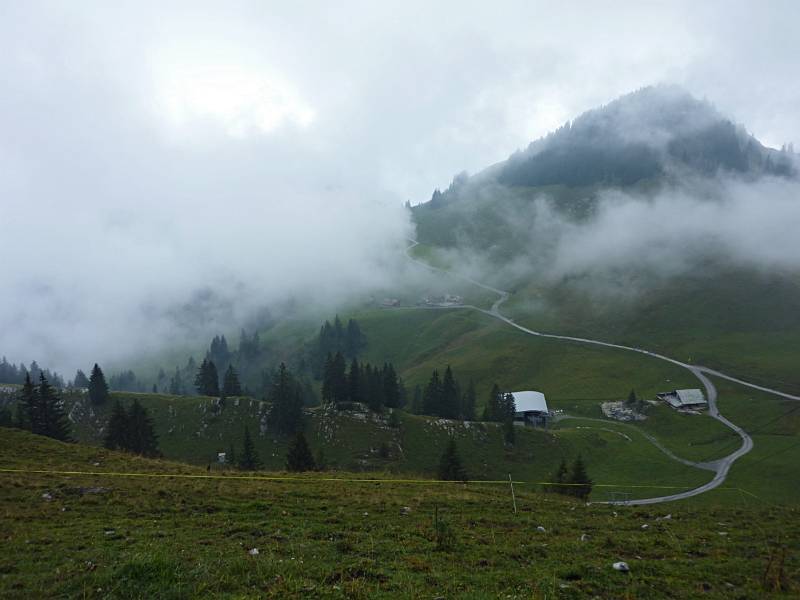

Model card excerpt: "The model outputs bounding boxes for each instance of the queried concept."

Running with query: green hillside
[1,429,797,598]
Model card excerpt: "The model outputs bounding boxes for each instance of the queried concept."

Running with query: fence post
[508,473,517,514]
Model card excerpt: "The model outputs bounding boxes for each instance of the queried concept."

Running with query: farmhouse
[510,390,550,427]
[657,389,707,410]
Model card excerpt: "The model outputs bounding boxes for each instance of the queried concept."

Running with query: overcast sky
[2,1,799,373]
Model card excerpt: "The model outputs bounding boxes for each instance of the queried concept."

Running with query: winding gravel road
[405,240,800,504]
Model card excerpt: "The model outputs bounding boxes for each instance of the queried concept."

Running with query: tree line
[0,356,65,388]
[321,352,404,411]
[310,316,366,377]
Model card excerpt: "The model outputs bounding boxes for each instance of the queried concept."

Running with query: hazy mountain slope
[410,86,800,390]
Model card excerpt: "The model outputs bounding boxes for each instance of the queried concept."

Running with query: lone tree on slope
[568,455,593,501]
[286,431,316,472]
[238,426,262,470]
[438,438,468,482]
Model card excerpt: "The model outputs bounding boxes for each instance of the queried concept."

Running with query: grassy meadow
[1,429,798,599]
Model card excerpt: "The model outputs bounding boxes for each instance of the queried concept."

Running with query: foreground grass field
[1,429,797,598]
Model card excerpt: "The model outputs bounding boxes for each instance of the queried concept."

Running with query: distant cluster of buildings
[420,294,463,307]
[377,294,465,308]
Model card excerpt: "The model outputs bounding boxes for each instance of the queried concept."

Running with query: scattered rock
[400,506,411,515]
[612,562,630,572]
[248,548,259,556]
[536,526,546,533]
[104,529,115,536]
[718,532,728,536]
[641,524,649,529]
[41,492,53,501]
[363,512,369,517]
[580,533,590,542]
[656,513,672,521]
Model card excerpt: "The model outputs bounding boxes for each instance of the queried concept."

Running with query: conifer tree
[127,400,159,456]
[482,383,503,421]
[15,373,35,431]
[461,380,477,421]
[321,353,335,404]
[568,455,593,501]
[549,459,569,495]
[440,366,460,419]
[382,363,400,409]
[438,438,468,482]
[73,369,90,389]
[286,431,316,472]
[169,367,184,395]
[423,370,442,415]
[347,358,361,404]
[344,318,366,358]
[88,363,110,405]
[195,359,220,397]
[626,389,637,406]
[35,373,71,441]
[104,400,130,451]
[411,384,423,414]
[332,352,348,404]
[226,442,237,467]
[222,365,243,397]
[268,363,304,435]
[238,426,261,470]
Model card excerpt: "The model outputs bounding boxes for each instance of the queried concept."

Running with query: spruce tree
[331,352,348,405]
[568,455,593,501]
[440,366,460,419]
[461,380,477,421]
[127,400,159,456]
[238,426,261,470]
[347,358,362,404]
[626,389,637,406]
[195,359,220,397]
[222,365,243,397]
[383,363,400,409]
[268,363,304,435]
[286,431,316,472]
[15,373,35,430]
[411,384,423,414]
[169,367,184,395]
[483,384,503,421]
[73,369,90,389]
[321,353,335,404]
[344,319,366,358]
[422,370,442,415]
[88,363,110,405]
[503,417,516,446]
[438,438,468,482]
[36,373,71,441]
[104,400,129,451]
[549,459,569,495]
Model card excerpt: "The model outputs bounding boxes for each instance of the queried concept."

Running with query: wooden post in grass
[508,474,517,514]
